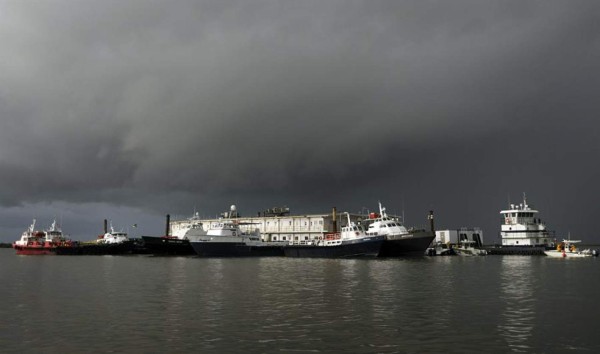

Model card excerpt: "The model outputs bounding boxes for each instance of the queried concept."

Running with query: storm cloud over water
[1,1,599,241]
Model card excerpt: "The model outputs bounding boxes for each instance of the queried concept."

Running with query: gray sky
[1,0,599,243]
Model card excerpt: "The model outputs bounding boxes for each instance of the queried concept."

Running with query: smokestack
[104,219,108,234]
[332,207,337,233]
[428,210,435,232]
[165,214,170,237]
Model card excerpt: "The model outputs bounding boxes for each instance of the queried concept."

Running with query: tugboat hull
[13,245,57,255]
[55,241,137,255]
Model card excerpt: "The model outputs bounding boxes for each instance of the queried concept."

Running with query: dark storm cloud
[1,1,599,241]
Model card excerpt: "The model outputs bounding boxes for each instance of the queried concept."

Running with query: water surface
[1,249,599,353]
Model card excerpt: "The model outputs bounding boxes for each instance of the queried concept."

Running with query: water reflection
[497,256,536,352]
[164,257,188,342]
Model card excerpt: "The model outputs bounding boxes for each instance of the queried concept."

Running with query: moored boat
[500,194,554,248]
[141,214,198,255]
[544,239,599,258]
[283,212,384,258]
[363,203,435,257]
[455,240,487,256]
[189,218,284,257]
[55,220,136,255]
[425,242,457,256]
[13,219,74,255]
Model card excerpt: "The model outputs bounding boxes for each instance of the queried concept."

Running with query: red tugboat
[13,219,73,255]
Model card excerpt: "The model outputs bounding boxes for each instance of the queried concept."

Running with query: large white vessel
[500,194,554,247]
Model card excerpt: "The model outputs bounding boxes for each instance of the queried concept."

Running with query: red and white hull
[13,244,57,255]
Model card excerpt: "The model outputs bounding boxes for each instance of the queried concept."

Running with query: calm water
[1,248,599,353]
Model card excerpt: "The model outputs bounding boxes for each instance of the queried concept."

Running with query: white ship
[500,194,554,248]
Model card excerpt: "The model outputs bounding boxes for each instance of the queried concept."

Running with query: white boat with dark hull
[55,220,136,255]
[283,213,384,258]
[363,203,435,257]
[189,218,285,257]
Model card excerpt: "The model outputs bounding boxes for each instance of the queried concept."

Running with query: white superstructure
[500,194,553,247]
[171,206,345,243]
[97,222,129,244]
[364,202,410,237]
[14,219,45,247]
[435,228,484,246]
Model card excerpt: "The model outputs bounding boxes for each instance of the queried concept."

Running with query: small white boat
[425,242,457,256]
[544,239,599,258]
[455,240,487,256]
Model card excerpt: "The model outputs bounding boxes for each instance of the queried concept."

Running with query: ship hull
[55,241,137,255]
[378,231,435,257]
[283,237,384,258]
[13,245,56,255]
[544,250,596,258]
[190,241,284,257]
[141,236,195,255]
[484,246,547,255]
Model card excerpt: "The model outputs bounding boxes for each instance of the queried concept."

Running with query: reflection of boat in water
[363,203,435,257]
[190,218,284,257]
[544,239,599,258]
[13,219,74,255]
[283,212,384,258]
[455,240,487,256]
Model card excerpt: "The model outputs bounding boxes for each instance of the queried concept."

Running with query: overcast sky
[1,0,599,243]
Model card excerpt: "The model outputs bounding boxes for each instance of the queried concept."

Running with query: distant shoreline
[0,243,12,248]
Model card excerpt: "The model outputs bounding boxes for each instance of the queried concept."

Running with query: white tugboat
[499,194,554,248]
